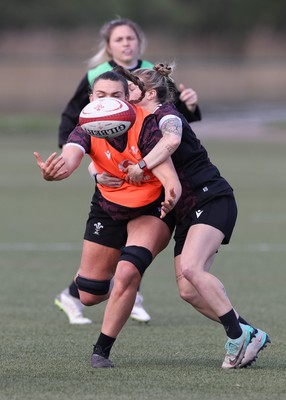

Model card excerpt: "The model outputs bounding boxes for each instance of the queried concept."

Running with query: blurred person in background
[58,17,201,148]
[56,17,201,325]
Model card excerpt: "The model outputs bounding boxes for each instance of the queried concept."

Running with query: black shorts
[174,195,238,257]
[84,199,176,249]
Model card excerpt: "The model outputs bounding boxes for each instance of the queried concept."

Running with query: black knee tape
[119,245,153,277]
[76,275,111,295]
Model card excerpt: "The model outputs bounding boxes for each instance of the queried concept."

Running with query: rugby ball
[79,97,136,138]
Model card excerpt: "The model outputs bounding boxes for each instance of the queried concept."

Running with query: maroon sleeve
[137,115,163,158]
[66,125,91,153]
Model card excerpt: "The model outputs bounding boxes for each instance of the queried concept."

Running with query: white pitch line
[222,243,286,252]
[0,242,285,252]
[0,242,82,251]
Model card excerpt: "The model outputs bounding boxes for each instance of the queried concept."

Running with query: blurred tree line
[3,0,286,45]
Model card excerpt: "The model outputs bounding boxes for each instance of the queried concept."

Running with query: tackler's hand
[98,171,124,187]
[124,164,144,186]
[160,187,176,219]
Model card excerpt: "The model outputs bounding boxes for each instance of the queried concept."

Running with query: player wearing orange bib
[88,106,161,208]
[34,70,182,368]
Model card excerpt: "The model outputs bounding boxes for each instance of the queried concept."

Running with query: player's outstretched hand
[34,151,68,181]
[160,187,176,219]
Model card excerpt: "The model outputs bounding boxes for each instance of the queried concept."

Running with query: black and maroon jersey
[143,103,233,224]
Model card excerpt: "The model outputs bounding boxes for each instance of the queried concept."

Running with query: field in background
[1,29,285,398]
[1,30,286,113]
[0,114,286,399]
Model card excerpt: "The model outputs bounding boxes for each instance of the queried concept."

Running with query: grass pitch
[0,116,285,400]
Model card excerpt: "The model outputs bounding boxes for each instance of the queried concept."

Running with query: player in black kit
[117,63,271,370]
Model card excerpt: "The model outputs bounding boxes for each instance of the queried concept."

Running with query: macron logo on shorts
[195,209,204,219]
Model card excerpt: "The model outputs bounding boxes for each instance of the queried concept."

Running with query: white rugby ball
[79,97,136,138]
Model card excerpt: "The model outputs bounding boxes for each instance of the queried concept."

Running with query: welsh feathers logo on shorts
[93,222,104,235]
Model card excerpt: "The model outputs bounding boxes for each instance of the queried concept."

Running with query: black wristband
[93,173,98,184]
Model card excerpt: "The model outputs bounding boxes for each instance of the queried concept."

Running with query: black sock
[219,309,242,339]
[94,333,116,358]
[238,316,258,334]
[238,316,249,325]
[69,281,80,299]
